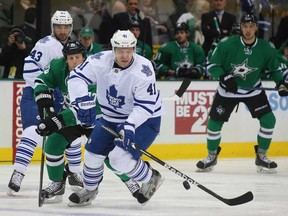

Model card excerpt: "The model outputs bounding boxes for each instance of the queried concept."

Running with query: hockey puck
[183,181,190,190]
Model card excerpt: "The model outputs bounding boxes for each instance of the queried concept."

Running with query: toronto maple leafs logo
[230,59,257,80]
[216,105,225,115]
[106,85,125,109]
[91,52,104,60]
[141,65,153,77]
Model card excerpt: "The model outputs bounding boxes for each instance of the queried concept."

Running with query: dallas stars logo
[175,56,193,68]
[230,59,257,80]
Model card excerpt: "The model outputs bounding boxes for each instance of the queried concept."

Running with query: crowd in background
[1,0,288,80]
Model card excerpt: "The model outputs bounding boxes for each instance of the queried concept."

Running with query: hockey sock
[104,158,130,182]
[83,150,105,191]
[207,119,223,153]
[65,137,82,173]
[14,126,42,174]
[46,133,68,181]
[257,112,275,151]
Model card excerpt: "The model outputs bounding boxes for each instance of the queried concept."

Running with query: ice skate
[196,147,221,172]
[137,169,164,205]
[123,179,140,199]
[68,187,98,207]
[65,163,84,191]
[254,145,277,174]
[7,170,25,196]
[41,180,66,204]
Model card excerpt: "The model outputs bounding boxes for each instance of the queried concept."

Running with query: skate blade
[43,195,63,204]
[140,177,165,206]
[7,188,17,196]
[256,166,277,174]
[68,199,92,207]
[196,166,214,172]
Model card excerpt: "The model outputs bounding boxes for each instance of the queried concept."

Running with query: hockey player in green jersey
[154,22,206,80]
[196,14,288,173]
[34,41,140,203]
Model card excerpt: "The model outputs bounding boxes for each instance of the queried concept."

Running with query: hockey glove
[36,114,64,136]
[35,90,55,119]
[220,74,238,93]
[187,67,202,79]
[114,122,135,151]
[276,80,288,96]
[175,65,188,78]
[73,95,96,127]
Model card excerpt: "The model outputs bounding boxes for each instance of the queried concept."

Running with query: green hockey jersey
[154,40,205,78]
[208,35,283,92]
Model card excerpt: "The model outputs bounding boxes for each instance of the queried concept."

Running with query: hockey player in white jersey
[67,30,164,206]
[7,11,83,195]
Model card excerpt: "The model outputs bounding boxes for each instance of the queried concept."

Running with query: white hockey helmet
[110,30,137,49]
[51,10,73,36]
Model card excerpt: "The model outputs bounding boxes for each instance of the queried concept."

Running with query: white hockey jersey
[23,35,64,88]
[68,51,162,128]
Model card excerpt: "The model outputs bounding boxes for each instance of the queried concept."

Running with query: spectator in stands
[0,7,36,79]
[129,19,152,60]
[154,22,206,80]
[201,0,236,56]
[69,6,87,39]
[165,0,187,41]
[78,26,102,55]
[110,0,126,17]
[112,0,153,48]
[177,0,210,46]
[87,0,114,46]
[139,0,168,45]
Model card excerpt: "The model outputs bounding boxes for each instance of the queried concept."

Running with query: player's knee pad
[84,150,106,168]
[259,112,276,129]
[108,146,136,173]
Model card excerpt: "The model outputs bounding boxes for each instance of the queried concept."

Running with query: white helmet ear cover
[51,10,73,36]
[110,30,137,49]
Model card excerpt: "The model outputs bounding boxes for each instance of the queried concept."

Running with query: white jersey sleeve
[68,51,162,128]
[23,36,64,88]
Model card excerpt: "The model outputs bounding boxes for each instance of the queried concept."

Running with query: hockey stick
[162,78,191,101]
[100,124,254,206]
[38,109,46,207]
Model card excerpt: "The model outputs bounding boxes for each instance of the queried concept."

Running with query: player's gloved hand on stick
[220,74,238,93]
[114,122,135,150]
[35,90,55,119]
[73,95,96,127]
[277,80,288,96]
[36,114,64,136]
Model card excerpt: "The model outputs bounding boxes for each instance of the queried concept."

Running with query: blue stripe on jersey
[133,103,153,114]
[102,113,128,119]
[70,69,94,85]
[134,97,156,105]
[23,68,43,74]
[24,59,39,66]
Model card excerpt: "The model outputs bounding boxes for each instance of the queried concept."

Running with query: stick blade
[175,78,191,98]
[224,191,253,206]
